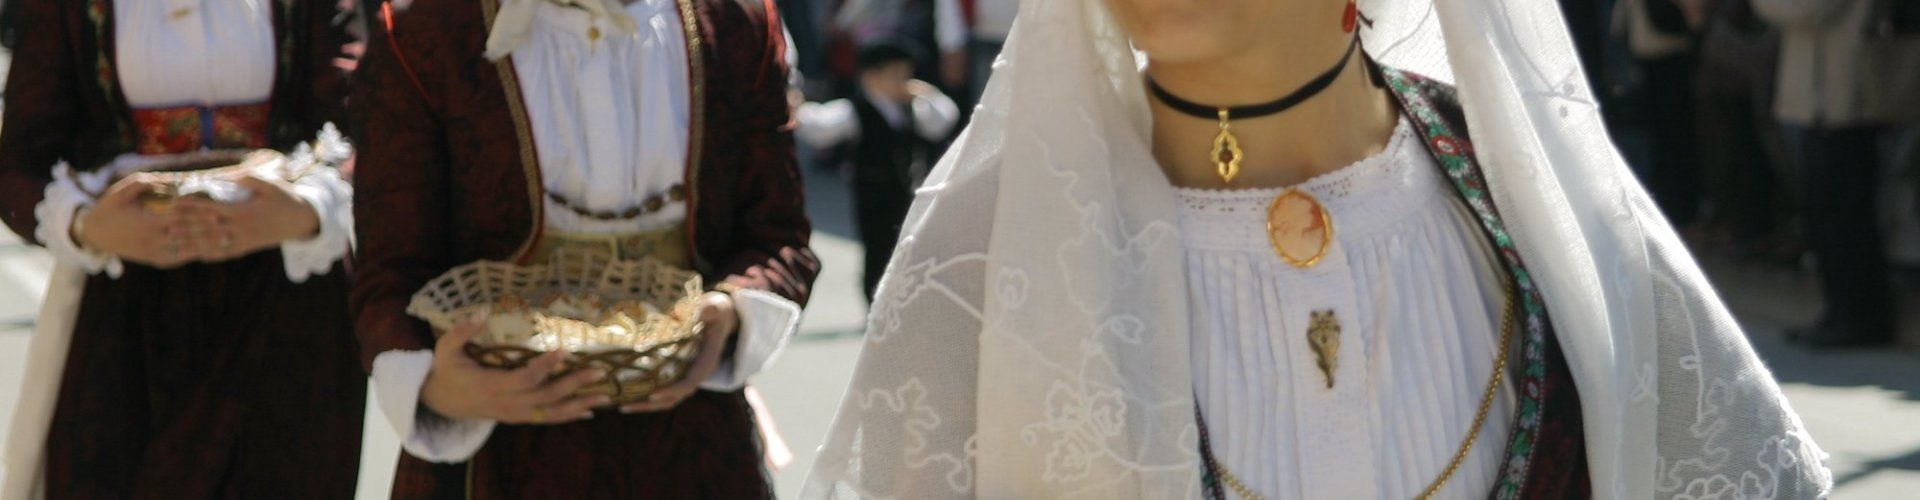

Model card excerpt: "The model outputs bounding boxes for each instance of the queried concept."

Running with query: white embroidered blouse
[1178,119,1515,499]
[33,0,354,283]
[366,0,804,463]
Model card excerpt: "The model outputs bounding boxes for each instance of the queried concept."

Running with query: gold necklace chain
[1208,281,1515,500]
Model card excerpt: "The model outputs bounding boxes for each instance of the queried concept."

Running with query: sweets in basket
[122,149,285,213]
[406,248,707,404]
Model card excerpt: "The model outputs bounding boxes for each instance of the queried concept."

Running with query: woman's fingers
[436,315,486,358]
[512,350,570,388]
[102,173,161,205]
[499,373,609,425]
[619,378,697,414]
[536,394,611,423]
[521,368,606,405]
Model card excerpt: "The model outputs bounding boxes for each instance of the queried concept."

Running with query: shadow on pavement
[1832,446,1920,489]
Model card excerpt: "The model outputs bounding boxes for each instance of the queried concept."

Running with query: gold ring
[531,407,546,424]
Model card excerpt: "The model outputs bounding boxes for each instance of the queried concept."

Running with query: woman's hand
[74,173,200,268]
[420,316,612,424]
[173,174,320,262]
[620,291,740,413]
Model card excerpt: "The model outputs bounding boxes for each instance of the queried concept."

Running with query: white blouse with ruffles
[1179,118,1515,499]
[366,0,804,463]
[33,0,353,283]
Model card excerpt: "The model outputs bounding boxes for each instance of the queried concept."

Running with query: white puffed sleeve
[794,98,860,150]
[35,162,125,278]
[273,123,355,283]
[700,288,802,391]
[369,350,498,463]
[910,90,961,142]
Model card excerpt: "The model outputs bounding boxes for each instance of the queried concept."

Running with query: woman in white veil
[803,0,1831,498]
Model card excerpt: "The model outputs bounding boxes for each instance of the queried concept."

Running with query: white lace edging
[700,287,803,391]
[35,162,124,278]
[370,349,498,463]
[274,123,355,283]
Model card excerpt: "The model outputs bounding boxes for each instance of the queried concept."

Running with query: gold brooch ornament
[1306,309,1341,388]
[1265,188,1334,268]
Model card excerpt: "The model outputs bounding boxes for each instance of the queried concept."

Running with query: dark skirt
[42,251,365,499]
[391,390,771,500]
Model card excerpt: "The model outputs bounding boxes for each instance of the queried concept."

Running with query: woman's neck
[1146,15,1399,190]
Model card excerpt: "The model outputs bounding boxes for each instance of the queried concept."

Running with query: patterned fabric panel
[1380,67,1589,500]
[129,103,272,155]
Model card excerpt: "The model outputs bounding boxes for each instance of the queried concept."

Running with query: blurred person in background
[0,0,363,497]
[1755,0,1920,346]
[796,41,959,302]
[956,0,1014,111]
[1616,0,1707,226]
[1693,0,1792,260]
[827,0,966,96]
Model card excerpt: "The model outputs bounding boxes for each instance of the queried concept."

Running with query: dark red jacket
[349,0,819,367]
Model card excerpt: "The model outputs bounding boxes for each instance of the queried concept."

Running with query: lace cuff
[274,123,355,283]
[370,350,498,463]
[34,162,124,278]
[700,288,802,391]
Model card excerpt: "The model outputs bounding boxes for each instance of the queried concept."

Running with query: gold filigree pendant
[1212,109,1243,183]
[1307,310,1341,388]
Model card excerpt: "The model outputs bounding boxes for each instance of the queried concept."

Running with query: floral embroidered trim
[1381,67,1552,499]
[1191,66,1555,500]
[129,103,273,155]
[85,0,133,150]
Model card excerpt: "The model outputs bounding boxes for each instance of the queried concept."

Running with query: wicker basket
[406,248,706,403]
[128,149,294,212]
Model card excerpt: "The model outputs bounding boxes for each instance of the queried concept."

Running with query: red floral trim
[130,103,272,155]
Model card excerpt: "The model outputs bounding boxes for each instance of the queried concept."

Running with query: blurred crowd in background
[0,0,1911,346]
[776,0,1920,348]
[1565,0,1920,346]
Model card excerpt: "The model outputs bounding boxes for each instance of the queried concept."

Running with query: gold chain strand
[1206,280,1516,500]
[1212,458,1265,500]
[1415,278,1514,500]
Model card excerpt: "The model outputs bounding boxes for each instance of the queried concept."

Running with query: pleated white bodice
[1179,118,1516,499]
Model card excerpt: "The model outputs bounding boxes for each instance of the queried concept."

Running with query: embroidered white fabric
[279,125,356,283]
[1178,117,1514,498]
[114,0,275,107]
[510,0,692,234]
[802,0,1831,498]
[33,164,123,278]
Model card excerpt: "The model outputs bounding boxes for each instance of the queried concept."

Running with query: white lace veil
[801,0,1832,498]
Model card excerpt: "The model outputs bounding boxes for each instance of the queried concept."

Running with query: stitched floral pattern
[1381,67,1553,499]
[130,104,273,155]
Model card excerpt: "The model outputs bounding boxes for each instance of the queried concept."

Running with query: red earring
[1342,0,1359,33]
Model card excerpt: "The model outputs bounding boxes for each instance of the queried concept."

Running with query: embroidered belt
[530,226,690,269]
[129,102,272,155]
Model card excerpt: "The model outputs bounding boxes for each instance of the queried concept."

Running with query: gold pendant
[1212,109,1243,183]
[1265,188,1334,268]
[1307,310,1341,388]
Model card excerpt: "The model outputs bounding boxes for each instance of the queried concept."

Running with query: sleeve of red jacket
[347,5,449,369]
[0,0,79,245]
[716,0,821,307]
[305,0,361,131]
